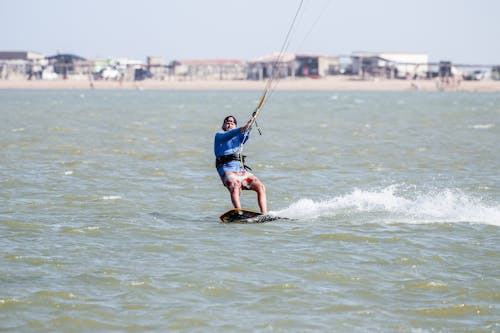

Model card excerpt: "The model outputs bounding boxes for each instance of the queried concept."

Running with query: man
[214,115,267,214]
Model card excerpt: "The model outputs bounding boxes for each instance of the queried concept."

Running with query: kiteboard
[219,208,281,224]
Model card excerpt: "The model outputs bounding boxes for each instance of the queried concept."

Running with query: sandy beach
[1,76,500,91]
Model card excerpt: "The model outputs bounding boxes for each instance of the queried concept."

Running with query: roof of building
[179,59,244,65]
[0,51,45,60]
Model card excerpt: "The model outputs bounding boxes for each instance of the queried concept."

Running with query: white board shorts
[221,171,258,190]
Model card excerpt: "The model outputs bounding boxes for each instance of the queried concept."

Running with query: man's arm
[215,127,244,145]
[241,115,257,132]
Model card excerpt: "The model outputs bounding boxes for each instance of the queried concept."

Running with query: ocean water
[1,89,499,332]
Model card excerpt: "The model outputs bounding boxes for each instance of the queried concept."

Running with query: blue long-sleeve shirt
[214,127,250,176]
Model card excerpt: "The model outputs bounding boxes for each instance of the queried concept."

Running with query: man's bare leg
[229,186,242,209]
[251,180,267,214]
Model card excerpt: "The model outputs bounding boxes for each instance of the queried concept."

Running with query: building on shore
[247,53,340,80]
[46,54,87,79]
[350,51,429,79]
[296,54,341,77]
[147,56,168,80]
[1,50,499,82]
[0,51,45,80]
[171,59,247,80]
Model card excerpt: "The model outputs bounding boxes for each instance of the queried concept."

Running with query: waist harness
[215,153,252,171]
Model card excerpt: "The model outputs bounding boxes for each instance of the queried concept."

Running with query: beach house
[247,53,340,80]
[350,51,429,79]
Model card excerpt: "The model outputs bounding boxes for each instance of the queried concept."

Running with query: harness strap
[215,154,252,171]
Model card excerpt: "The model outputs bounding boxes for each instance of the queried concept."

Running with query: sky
[1,0,499,64]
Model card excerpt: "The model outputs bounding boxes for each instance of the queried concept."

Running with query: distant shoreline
[1,77,500,92]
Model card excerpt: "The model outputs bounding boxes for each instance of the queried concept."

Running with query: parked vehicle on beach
[464,69,490,80]
[99,67,121,80]
[134,68,153,81]
[41,66,58,80]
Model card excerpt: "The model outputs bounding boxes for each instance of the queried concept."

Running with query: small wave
[62,226,101,234]
[410,304,491,317]
[102,195,122,200]
[273,185,500,226]
[469,124,495,129]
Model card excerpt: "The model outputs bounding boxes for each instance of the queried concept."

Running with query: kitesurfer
[214,115,267,214]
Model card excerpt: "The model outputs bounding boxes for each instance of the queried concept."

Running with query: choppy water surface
[1,89,499,332]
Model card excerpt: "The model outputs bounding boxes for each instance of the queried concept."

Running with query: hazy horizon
[1,0,499,65]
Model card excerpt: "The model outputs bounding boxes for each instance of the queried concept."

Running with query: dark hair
[222,115,237,130]
[224,115,237,125]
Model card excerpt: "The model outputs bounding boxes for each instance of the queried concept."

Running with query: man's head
[222,115,237,131]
